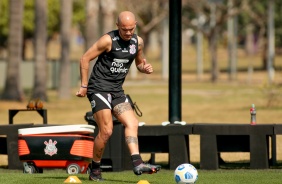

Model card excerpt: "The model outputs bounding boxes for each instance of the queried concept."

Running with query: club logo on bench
[44,139,58,156]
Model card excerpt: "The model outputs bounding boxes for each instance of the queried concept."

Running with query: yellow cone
[64,176,82,183]
[137,180,150,184]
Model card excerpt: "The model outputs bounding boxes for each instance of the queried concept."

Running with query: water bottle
[250,104,256,125]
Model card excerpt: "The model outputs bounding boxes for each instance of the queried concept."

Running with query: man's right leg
[89,109,113,181]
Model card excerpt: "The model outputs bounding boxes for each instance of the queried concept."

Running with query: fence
[0,60,80,89]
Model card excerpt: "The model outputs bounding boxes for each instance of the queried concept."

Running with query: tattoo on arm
[125,136,138,145]
[113,102,132,116]
[136,39,146,72]
[138,42,143,50]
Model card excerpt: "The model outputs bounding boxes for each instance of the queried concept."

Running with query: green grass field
[1,168,282,184]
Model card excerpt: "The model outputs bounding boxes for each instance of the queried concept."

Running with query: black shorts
[87,92,129,114]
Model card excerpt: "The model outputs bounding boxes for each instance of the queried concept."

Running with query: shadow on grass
[0,165,8,169]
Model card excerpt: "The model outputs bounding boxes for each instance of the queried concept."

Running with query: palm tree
[85,0,100,79]
[100,0,116,33]
[58,0,73,99]
[32,0,48,101]
[1,0,24,101]
[85,0,100,49]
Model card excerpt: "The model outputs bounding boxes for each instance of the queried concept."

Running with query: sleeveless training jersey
[87,30,138,96]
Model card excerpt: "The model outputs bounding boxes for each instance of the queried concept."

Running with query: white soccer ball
[174,163,198,184]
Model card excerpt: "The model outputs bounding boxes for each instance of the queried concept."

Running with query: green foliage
[47,0,60,36]
[0,0,86,46]
[23,0,34,38]
[73,0,86,27]
[0,0,9,46]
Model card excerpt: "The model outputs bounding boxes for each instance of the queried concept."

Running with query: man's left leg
[113,102,161,175]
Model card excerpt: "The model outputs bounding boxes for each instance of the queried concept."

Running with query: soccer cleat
[89,169,104,181]
[133,163,161,175]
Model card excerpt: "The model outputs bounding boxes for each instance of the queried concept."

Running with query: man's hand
[76,87,87,97]
[142,59,153,74]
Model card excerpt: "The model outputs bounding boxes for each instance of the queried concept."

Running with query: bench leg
[250,135,269,169]
[7,133,22,169]
[200,135,218,170]
[271,135,276,166]
[169,135,189,170]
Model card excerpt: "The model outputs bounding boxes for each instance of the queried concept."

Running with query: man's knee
[98,128,113,142]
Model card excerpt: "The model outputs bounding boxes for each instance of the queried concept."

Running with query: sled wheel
[23,163,38,174]
[66,163,81,174]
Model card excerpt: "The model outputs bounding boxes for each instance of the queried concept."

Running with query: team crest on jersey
[129,44,136,54]
[44,139,57,156]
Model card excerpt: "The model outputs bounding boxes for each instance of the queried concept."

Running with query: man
[76,11,161,181]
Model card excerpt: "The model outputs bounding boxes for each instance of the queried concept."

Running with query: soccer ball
[174,163,198,184]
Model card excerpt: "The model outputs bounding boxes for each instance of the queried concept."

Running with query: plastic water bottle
[250,104,256,125]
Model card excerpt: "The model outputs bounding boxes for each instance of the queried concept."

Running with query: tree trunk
[267,0,275,84]
[245,24,255,56]
[100,0,116,33]
[85,0,100,49]
[209,29,219,82]
[1,0,24,101]
[227,0,237,81]
[85,0,100,79]
[32,0,48,101]
[58,0,73,99]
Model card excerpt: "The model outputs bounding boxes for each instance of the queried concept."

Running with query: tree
[85,0,100,79]
[184,0,243,82]
[1,0,24,101]
[100,0,116,33]
[120,0,168,49]
[32,0,48,101]
[85,0,99,50]
[58,0,73,99]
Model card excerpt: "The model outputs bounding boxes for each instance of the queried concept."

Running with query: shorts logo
[44,139,57,156]
[107,94,112,103]
[90,100,96,108]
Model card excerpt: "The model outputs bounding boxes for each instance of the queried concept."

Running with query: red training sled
[18,124,95,174]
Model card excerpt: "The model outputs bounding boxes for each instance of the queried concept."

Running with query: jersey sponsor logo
[129,44,136,54]
[111,59,129,74]
[116,48,122,51]
[113,59,129,63]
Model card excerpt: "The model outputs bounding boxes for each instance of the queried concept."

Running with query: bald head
[117,11,136,26]
[116,11,137,41]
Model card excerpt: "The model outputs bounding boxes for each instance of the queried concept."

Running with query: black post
[169,0,182,123]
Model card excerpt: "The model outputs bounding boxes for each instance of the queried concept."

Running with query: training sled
[18,124,95,174]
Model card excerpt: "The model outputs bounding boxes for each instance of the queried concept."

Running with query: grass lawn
[1,168,282,184]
